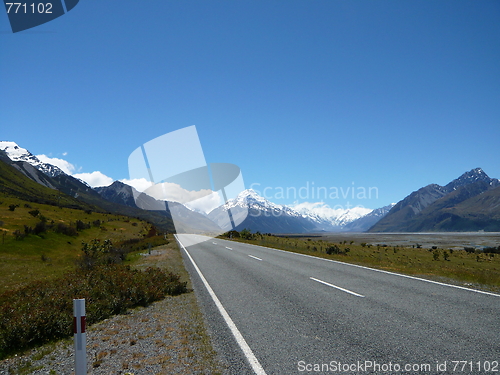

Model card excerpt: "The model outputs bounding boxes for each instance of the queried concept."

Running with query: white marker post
[73,299,86,375]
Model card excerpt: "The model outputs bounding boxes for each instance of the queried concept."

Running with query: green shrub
[33,220,47,235]
[76,220,90,231]
[54,222,78,237]
[240,228,253,240]
[326,245,347,255]
[433,249,440,261]
[483,246,500,254]
[13,230,25,240]
[0,265,188,359]
[326,245,338,254]
[222,230,240,238]
[28,209,40,217]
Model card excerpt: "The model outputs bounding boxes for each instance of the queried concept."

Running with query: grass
[222,232,500,293]
[0,263,188,359]
[1,235,224,373]
[0,195,151,294]
[0,192,191,360]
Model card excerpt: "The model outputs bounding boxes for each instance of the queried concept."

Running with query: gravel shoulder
[0,240,228,375]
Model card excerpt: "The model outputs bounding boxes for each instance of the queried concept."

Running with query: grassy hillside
[0,156,192,359]
[0,157,92,210]
[0,193,155,294]
[0,156,176,233]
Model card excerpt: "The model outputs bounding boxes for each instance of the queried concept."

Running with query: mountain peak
[225,189,283,212]
[0,141,31,161]
[238,188,260,198]
[461,167,486,178]
[445,167,496,191]
[0,141,65,177]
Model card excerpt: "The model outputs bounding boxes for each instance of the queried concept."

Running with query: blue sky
[1,0,499,211]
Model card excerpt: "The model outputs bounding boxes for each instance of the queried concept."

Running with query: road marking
[220,238,500,297]
[310,277,365,297]
[248,255,262,261]
[240,244,500,298]
[213,242,217,244]
[226,247,233,250]
[175,236,267,375]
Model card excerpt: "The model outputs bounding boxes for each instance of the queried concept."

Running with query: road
[175,234,500,375]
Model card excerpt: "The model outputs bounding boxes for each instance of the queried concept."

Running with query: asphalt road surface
[175,234,499,375]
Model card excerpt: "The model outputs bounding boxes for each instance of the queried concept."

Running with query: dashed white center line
[248,255,262,261]
[213,242,217,244]
[226,247,233,250]
[310,277,365,298]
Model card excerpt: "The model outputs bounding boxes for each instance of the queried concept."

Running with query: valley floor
[287,231,500,250]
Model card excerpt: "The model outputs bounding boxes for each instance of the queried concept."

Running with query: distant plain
[311,232,500,250]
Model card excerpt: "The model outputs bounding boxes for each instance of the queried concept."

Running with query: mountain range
[2,140,500,233]
[369,168,500,232]
[0,142,178,232]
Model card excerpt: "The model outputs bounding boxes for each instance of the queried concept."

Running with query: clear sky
[1,0,499,211]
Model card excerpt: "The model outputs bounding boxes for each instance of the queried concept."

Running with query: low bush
[326,244,350,255]
[28,209,40,217]
[0,265,188,359]
[54,222,78,236]
[483,246,500,254]
[75,220,90,231]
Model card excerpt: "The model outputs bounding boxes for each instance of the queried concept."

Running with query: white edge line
[310,277,365,297]
[248,255,263,261]
[230,241,500,298]
[175,235,267,375]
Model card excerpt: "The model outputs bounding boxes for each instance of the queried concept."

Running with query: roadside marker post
[73,299,86,374]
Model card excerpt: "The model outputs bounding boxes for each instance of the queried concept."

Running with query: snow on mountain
[221,189,303,217]
[0,141,66,177]
[212,189,375,232]
[445,167,500,191]
[209,189,317,233]
[290,201,373,227]
[343,203,396,232]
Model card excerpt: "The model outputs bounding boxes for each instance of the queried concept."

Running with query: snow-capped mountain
[290,202,373,230]
[207,189,377,233]
[208,189,314,233]
[0,141,65,177]
[343,203,396,232]
[222,189,304,218]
